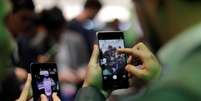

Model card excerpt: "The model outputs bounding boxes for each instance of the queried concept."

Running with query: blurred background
[0,0,144,100]
[1,0,201,101]
[33,0,143,46]
[0,0,176,100]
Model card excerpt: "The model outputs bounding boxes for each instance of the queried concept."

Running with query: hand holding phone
[82,39,161,98]
[16,73,61,101]
[83,45,109,97]
[30,63,60,101]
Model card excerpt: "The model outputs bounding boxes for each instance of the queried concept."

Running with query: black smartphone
[97,31,129,90]
[30,63,60,101]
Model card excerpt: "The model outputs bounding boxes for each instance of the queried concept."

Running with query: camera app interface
[99,39,127,81]
[32,64,59,101]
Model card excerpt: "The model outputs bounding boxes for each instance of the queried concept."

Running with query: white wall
[33,0,133,22]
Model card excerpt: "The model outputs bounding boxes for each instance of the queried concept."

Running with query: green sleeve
[74,87,106,101]
[133,86,199,101]
[0,0,12,80]
[0,30,12,80]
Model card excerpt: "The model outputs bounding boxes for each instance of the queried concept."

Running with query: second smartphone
[97,31,129,90]
[30,63,60,101]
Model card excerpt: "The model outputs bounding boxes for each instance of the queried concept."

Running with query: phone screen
[30,63,60,101]
[98,32,128,90]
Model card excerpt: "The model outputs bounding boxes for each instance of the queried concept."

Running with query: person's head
[6,0,36,38]
[83,0,102,19]
[39,7,66,40]
[132,0,201,47]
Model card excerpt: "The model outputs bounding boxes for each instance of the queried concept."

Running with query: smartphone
[97,31,129,90]
[30,63,60,101]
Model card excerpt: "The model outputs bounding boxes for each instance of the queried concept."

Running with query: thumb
[89,45,99,65]
[16,74,32,101]
[40,94,48,101]
[52,93,61,101]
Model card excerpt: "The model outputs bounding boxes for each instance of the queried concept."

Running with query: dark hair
[84,0,102,10]
[39,7,66,30]
[10,0,35,13]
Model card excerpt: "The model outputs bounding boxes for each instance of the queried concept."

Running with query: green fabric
[158,22,201,66]
[134,22,201,101]
[0,0,12,80]
[135,51,201,101]
[0,0,10,20]
[74,87,106,101]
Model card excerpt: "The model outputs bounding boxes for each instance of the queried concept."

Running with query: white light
[63,5,82,20]
[34,0,57,12]
[33,0,131,22]
[96,6,130,22]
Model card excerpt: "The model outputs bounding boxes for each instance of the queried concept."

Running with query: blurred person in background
[56,24,89,100]
[68,0,102,56]
[74,0,201,101]
[2,0,49,100]
[38,7,89,101]
[6,0,39,71]
[0,0,29,100]
[104,18,121,31]
[6,0,35,38]
[36,7,66,60]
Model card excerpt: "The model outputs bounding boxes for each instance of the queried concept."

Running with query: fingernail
[27,74,32,81]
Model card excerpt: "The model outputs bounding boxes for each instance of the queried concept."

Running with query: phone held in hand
[30,63,60,101]
[97,31,129,90]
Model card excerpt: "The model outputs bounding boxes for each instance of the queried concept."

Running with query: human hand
[82,45,111,96]
[16,74,61,101]
[16,74,32,101]
[83,45,102,89]
[40,93,61,101]
[118,42,161,82]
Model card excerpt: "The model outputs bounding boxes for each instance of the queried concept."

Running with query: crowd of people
[1,0,201,101]
[0,0,102,100]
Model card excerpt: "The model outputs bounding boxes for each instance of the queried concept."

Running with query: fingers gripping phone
[97,31,129,90]
[30,63,60,101]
